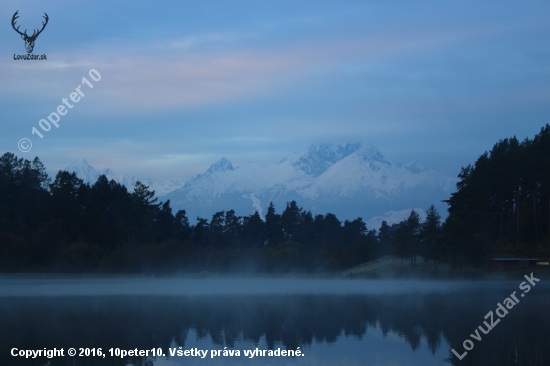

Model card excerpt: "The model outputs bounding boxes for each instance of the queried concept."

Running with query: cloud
[3,1,549,184]
[1,23,511,112]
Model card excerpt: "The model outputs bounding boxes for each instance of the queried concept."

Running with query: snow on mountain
[298,147,453,200]
[63,159,104,185]
[60,143,456,225]
[162,143,457,223]
[284,143,366,176]
[62,159,184,196]
[142,178,186,197]
[365,209,427,231]
[404,160,429,174]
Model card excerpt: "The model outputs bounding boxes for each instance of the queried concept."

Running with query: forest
[1,124,549,273]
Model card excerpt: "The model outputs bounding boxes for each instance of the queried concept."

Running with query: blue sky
[1,0,549,182]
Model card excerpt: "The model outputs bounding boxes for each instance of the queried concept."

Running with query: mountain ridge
[62,159,185,197]
[162,143,456,226]
[61,143,456,227]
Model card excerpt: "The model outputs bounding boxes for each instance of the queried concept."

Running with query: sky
[1,0,549,182]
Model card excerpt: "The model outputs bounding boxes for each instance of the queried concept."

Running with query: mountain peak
[64,159,98,181]
[63,160,116,186]
[66,158,91,168]
[356,143,392,165]
[162,142,456,223]
[288,142,385,176]
[205,158,234,175]
[63,159,184,196]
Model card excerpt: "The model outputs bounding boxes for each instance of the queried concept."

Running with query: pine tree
[378,221,393,256]
[281,200,302,242]
[421,205,444,269]
[265,202,283,246]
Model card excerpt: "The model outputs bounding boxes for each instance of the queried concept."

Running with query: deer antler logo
[11,10,49,54]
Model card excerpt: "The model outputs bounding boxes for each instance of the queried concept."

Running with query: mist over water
[0,277,511,297]
[1,277,549,366]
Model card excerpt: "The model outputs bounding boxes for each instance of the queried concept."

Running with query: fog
[0,277,519,297]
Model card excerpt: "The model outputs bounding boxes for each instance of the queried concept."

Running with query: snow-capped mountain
[162,143,456,227]
[63,159,138,188]
[365,208,427,231]
[142,178,186,197]
[62,159,185,196]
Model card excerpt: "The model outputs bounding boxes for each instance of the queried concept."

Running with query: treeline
[1,124,549,273]
[445,124,550,263]
[0,152,444,273]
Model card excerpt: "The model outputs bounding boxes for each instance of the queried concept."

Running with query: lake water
[0,277,548,365]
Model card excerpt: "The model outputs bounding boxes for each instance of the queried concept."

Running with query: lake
[0,277,548,365]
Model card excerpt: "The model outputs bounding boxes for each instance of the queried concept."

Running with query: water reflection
[0,279,548,366]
